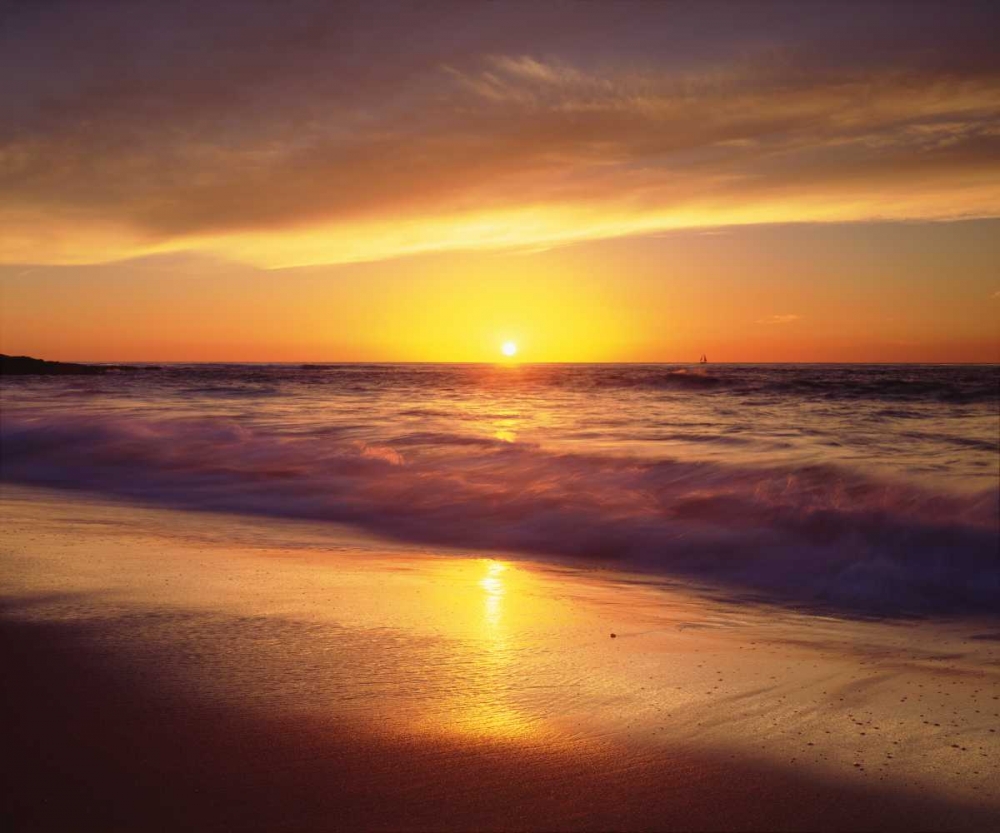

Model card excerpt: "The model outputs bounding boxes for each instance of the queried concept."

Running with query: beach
[5,1,1000,826]
[3,485,997,831]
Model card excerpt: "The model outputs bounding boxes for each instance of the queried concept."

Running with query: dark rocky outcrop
[0,354,158,375]
[1,354,106,375]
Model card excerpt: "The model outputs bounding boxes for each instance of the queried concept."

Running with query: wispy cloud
[3,2,999,268]
[756,314,802,325]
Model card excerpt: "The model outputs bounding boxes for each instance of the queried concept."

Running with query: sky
[1,0,998,362]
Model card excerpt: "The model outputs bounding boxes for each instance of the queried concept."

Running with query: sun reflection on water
[480,559,507,632]
[426,558,536,742]
[493,427,517,443]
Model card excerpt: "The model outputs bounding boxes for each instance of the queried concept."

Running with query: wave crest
[2,413,997,615]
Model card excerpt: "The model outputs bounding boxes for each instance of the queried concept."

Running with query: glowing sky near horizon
[1,0,998,362]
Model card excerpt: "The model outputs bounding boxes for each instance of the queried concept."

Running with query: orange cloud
[4,12,1000,269]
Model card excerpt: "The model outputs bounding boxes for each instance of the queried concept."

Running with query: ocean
[2,362,997,614]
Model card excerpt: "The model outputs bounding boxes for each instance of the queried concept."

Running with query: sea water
[2,363,997,613]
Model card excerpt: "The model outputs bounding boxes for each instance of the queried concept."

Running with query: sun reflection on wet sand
[480,559,507,631]
[438,558,536,742]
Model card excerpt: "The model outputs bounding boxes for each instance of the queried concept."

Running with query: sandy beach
[2,485,997,831]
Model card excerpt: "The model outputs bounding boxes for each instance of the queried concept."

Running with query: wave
[658,368,725,389]
[2,412,997,616]
[4,363,997,405]
[619,366,999,403]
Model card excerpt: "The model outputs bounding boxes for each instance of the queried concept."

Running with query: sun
[501,341,517,357]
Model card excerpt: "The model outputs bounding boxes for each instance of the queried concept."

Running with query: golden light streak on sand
[438,559,534,742]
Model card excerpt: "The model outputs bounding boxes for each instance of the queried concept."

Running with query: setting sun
[501,341,517,357]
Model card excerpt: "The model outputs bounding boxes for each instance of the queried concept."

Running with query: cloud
[756,314,802,325]
[3,2,1000,268]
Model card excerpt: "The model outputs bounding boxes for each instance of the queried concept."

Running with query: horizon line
[5,355,997,368]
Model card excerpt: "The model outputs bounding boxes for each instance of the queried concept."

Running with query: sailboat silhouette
[699,354,707,364]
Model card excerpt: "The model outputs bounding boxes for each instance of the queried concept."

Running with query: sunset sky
[2,0,998,362]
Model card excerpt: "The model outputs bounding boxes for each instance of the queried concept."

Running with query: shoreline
[2,486,998,830]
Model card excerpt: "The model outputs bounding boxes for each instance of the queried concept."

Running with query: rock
[0,354,156,376]
[0,354,105,375]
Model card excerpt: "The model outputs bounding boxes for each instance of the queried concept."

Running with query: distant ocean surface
[2,363,998,614]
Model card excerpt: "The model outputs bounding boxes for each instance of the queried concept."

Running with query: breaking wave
[2,412,997,615]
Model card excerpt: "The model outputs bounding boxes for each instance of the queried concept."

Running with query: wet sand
[2,485,998,831]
